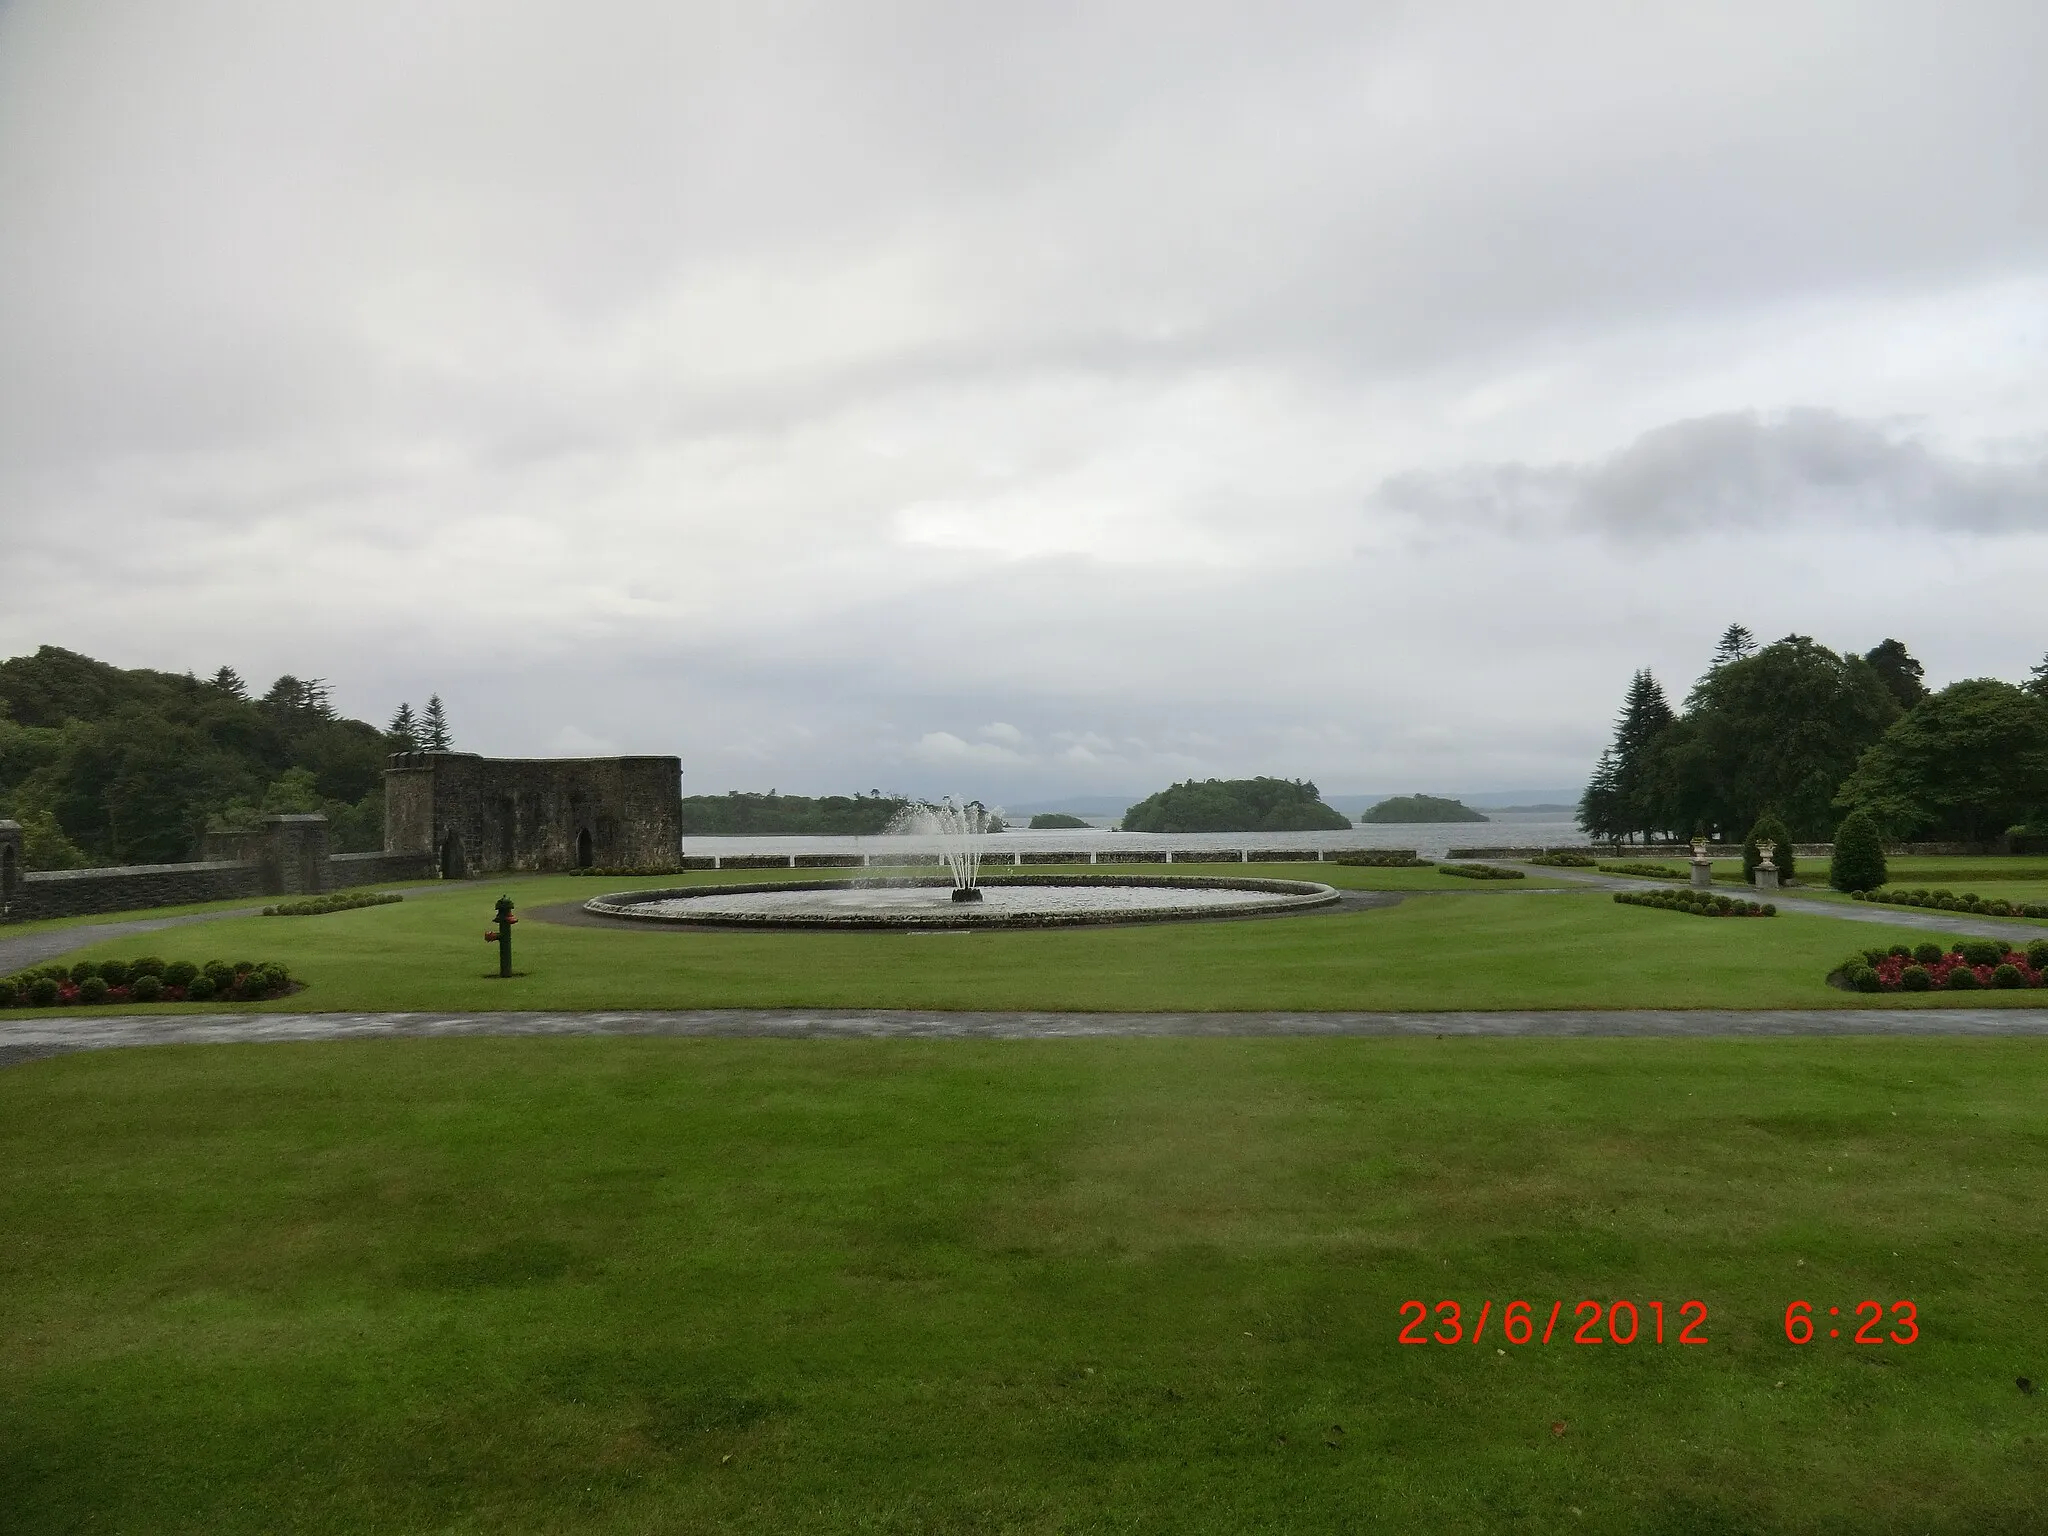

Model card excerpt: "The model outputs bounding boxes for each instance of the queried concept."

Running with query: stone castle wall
[384,752,682,877]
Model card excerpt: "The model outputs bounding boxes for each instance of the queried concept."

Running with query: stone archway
[576,828,594,869]
[439,832,466,880]
[0,842,16,905]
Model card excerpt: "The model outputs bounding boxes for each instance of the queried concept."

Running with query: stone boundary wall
[7,860,267,922]
[1,817,439,925]
[328,851,438,887]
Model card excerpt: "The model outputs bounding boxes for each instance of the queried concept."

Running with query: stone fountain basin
[582,873,1340,929]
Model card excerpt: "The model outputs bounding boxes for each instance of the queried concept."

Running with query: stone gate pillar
[260,814,331,895]
[0,819,22,919]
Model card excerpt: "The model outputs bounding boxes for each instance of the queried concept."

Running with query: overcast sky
[3,1,2045,803]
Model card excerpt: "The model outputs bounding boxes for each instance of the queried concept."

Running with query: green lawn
[4,1034,2044,1534]
[18,863,2044,1013]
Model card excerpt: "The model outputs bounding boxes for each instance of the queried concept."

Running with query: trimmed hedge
[568,865,688,878]
[1831,939,2048,993]
[0,958,295,1008]
[1438,863,1525,880]
[1526,851,1597,867]
[1599,862,1687,879]
[1851,887,2048,920]
[264,891,402,917]
[1331,850,1432,867]
[1614,888,1774,918]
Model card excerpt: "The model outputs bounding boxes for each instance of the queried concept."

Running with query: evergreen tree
[2027,650,2048,704]
[1711,624,1757,667]
[1864,639,1927,710]
[1612,670,1676,841]
[1830,808,1888,893]
[210,665,247,699]
[387,702,420,751]
[1576,748,1622,840]
[422,695,452,752]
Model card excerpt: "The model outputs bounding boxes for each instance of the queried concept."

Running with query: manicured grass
[4,1035,2045,1533]
[22,865,2041,1013]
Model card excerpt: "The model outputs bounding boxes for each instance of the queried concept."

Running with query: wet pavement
[7,1004,2048,1068]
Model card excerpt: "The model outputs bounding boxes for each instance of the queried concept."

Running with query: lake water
[683,809,1589,862]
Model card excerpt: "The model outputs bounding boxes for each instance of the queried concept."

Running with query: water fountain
[888,797,999,901]
[583,792,1342,930]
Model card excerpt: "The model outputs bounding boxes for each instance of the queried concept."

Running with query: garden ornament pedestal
[1690,838,1714,890]
[1754,841,1780,890]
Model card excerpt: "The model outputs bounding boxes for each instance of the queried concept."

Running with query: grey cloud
[1377,411,2048,539]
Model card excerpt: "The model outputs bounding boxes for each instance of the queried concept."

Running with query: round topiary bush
[1829,809,1887,893]
[29,976,61,1006]
[130,974,163,1002]
[203,960,234,988]
[1901,965,1932,991]
[1852,967,1882,993]
[1993,963,2025,989]
[259,963,289,991]
[2028,940,2048,971]
[129,956,165,980]
[97,959,130,986]
[68,960,95,984]
[1762,903,1776,915]
[1946,966,1981,991]
[1913,942,1944,965]
[0,978,18,1008]
[1962,939,2003,968]
[164,960,197,988]
[185,975,216,1002]
[77,975,108,1004]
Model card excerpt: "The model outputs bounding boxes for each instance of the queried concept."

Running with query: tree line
[1122,777,1350,834]
[1579,625,2048,846]
[0,646,452,868]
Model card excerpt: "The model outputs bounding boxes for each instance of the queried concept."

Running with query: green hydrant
[484,895,516,977]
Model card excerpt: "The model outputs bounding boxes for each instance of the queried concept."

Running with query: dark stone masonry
[384,752,682,878]
[0,750,682,923]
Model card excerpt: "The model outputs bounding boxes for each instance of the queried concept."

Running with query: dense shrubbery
[1850,887,2048,919]
[1331,850,1432,867]
[0,957,294,1007]
[568,864,687,878]
[1598,861,1687,879]
[1829,808,1888,893]
[1527,851,1597,867]
[1122,777,1350,834]
[679,791,907,835]
[0,645,399,863]
[1438,863,1524,880]
[264,890,402,916]
[1833,939,2048,993]
[1614,889,1774,918]
[1359,795,1487,824]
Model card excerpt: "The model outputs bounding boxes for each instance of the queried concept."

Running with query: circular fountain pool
[583,874,1340,929]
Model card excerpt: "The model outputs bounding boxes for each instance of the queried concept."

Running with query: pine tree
[1612,670,1676,841]
[1711,624,1756,667]
[2027,651,2048,704]
[211,665,247,699]
[388,702,420,750]
[1864,639,1926,710]
[1577,748,1621,841]
[422,695,452,752]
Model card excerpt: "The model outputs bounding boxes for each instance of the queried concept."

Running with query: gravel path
[6,1004,2048,1067]
[0,908,270,975]
[1503,864,2048,944]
